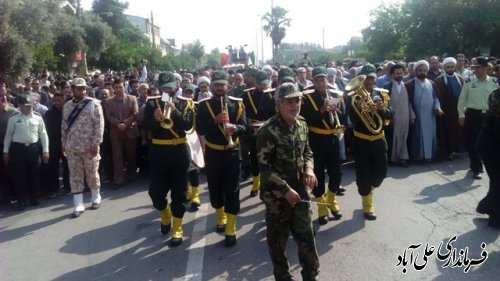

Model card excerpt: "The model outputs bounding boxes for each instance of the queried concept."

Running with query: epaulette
[196,97,211,105]
[243,87,255,92]
[303,85,314,91]
[327,83,337,89]
[11,112,19,116]
[297,115,306,121]
[328,89,344,96]
[33,111,41,116]
[302,89,315,95]
[374,87,389,93]
[146,95,161,100]
[228,96,243,101]
[263,88,275,93]
[176,96,193,102]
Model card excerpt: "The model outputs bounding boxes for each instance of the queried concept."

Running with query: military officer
[257,82,320,281]
[142,71,194,247]
[62,78,104,218]
[196,70,247,247]
[301,66,344,225]
[345,64,393,220]
[3,94,49,210]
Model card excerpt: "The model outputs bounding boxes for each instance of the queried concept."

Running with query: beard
[394,76,403,82]
[417,73,427,80]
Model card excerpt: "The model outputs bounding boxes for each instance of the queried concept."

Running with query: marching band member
[242,70,272,197]
[196,71,247,247]
[345,64,393,220]
[142,71,194,246]
[301,66,344,226]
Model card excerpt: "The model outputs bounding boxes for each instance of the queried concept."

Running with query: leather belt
[151,137,187,145]
[205,139,240,150]
[353,130,385,141]
[308,126,336,135]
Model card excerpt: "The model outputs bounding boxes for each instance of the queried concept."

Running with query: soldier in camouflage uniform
[61,78,104,218]
[257,82,320,281]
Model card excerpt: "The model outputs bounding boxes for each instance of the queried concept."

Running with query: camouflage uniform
[62,97,104,193]
[257,112,319,281]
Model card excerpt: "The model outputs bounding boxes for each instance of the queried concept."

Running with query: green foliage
[362,0,500,61]
[185,39,205,67]
[81,12,114,61]
[205,48,222,68]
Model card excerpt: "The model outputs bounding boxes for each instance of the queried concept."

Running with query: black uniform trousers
[148,143,189,217]
[353,137,388,196]
[309,133,342,198]
[464,109,485,173]
[247,135,259,177]
[188,169,200,187]
[10,142,40,204]
[46,149,70,193]
[205,147,241,215]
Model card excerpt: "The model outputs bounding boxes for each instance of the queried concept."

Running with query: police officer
[3,94,49,210]
[142,71,194,247]
[196,70,247,247]
[242,70,272,197]
[301,66,344,225]
[257,82,320,281]
[457,57,498,179]
[345,64,393,220]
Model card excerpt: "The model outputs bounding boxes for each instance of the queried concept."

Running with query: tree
[205,48,222,68]
[185,39,205,68]
[362,0,500,61]
[262,6,291,62]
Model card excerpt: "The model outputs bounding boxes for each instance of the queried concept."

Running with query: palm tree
[262,6,291,62]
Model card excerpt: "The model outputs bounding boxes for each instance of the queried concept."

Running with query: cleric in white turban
[442,57,457,67]
[413,60,430,72]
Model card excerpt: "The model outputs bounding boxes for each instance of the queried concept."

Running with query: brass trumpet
[326,88,346,138]
[160,96,173,129]
[345,75,383,134]
[220,96,235,147]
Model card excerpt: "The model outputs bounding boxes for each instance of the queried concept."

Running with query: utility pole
[322,27,325,50]
[151,11,156,49]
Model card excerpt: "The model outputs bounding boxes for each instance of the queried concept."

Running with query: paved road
[1,155,499,281]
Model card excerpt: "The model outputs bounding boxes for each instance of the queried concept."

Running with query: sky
[81,0,401,60]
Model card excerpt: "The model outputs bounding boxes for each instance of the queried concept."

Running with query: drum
[187,131,205,168]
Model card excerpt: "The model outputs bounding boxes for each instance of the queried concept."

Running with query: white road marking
[184,202,208,281]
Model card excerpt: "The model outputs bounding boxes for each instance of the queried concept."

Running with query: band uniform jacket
[196,95,247,147]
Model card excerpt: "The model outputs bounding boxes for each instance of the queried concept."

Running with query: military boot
[316,195,329,225]
[326,191,342,220]
[160,205,172,234]
[225,213,237,247]
[190,186,201,211]
[250,175,260,197]
[215,207,227,233]
[362,191,376,220]
[170,217,183,247]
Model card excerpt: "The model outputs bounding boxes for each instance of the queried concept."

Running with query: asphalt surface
[1,154,499,281]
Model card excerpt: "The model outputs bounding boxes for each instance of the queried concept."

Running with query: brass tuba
[345,75,383,134]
